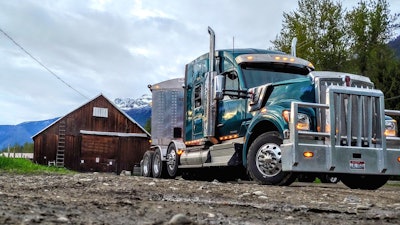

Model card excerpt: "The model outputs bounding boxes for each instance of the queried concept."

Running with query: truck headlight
[296,113,310,131]
[385,119,398,137]
[283,111,311,131]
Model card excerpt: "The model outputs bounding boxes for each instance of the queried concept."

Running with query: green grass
[0,156,73,174]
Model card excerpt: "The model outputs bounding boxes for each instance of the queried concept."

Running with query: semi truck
[141,27,400,190]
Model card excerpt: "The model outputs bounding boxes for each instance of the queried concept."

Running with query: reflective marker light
[219,134,239,141]
[185,139,204,146]
[303,151,314,158]
[282,110,290,123]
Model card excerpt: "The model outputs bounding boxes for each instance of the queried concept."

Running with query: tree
[144,118,151,133]
[272,0,400,109]
[272,0,348,71]
[345,0,399,74]
[0,142,33,153]
[345,0,400,109]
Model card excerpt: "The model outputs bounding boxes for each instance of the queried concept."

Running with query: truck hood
[248,76,313,112]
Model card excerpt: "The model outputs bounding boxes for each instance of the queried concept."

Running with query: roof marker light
[345,76,351,87]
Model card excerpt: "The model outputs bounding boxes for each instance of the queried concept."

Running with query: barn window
[93,107,108,118]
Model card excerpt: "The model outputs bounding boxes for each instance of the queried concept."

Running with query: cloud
[0,0,398,125]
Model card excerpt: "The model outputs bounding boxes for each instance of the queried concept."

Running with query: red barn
[33,94,150,174]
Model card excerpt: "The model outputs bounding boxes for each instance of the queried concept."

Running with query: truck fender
[242,114,285,167]
[168,140,186,154]
[150,145,168,161]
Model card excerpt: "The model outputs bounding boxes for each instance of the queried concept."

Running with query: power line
[0,27,89,100]
[385,95,400,101]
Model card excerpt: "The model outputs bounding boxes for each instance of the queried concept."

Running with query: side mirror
[248,83,273,112]
[214,74,225,100]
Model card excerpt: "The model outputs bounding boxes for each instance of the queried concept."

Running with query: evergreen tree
[345,0,400,109]
[272,0,348,71]
[272,0,400,109]
[0,142,33,153]
[144,118,151,133]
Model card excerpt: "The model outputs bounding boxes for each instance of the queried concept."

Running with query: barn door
[80,134,118,173]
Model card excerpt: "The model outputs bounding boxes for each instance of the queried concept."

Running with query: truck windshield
[240,63,309,88]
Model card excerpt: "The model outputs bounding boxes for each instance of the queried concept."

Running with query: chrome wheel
[153,153,161,176]
[247,132,296,186]
[167,149,177,171]
[142,151,154,177]
[256,143,282,177]
[166,144,179,178]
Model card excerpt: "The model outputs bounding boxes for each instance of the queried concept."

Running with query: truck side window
[223,57,234,72]
[224,72,239,99]
[194,85,202,107]
[225,72,239,91]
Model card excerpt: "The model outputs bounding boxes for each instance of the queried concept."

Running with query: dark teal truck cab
[142,27,400,190]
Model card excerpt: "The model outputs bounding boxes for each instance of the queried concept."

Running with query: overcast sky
[0,0,399,125]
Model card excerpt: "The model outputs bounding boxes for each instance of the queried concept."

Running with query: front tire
[142,151,154,177]
[340,174,389,190]
[247,132,296,186]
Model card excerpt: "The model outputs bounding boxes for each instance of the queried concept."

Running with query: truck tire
[166,143,179,178]
[319,174,340,184]
[340,174,389,190]
[142,151,154,177]
[152,149,168,178]
[247,132,296,186]
[297,174,316,182]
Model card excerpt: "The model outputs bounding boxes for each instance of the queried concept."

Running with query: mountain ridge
[0,97,151,150]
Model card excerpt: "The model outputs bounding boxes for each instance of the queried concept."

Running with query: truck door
[217,71,247,138]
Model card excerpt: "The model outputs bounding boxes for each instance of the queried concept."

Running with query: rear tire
[166,143,179,178]
[152,149,168,178]
[247,132,297,186]
[142,151,154,177]
[340,174,389,190]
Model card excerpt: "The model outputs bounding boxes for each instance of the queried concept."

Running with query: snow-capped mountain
[114,94,152,110]
[0,96,152,150]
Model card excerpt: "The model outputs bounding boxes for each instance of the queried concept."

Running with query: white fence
[0,152,33,160]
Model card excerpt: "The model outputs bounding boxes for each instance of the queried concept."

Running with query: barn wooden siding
[33,94,150,174]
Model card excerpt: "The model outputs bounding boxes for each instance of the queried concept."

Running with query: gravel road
[0,172,399,225]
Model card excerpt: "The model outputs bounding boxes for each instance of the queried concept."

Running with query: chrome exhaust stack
[204,26,217,141]
[291,37,297,57]
[208,26,216,72]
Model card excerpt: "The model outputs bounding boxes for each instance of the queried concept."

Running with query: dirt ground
[0,172,399,225]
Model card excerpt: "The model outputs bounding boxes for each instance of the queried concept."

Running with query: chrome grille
[315,76,374,135]
[325,86,384,148]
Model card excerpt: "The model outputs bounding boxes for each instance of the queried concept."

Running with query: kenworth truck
[141,27,400,190]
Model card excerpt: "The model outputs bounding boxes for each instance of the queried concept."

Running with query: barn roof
[32,93,151,138]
